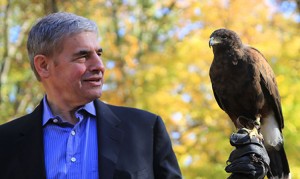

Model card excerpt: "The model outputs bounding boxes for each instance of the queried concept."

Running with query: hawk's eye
[221,35,227,39]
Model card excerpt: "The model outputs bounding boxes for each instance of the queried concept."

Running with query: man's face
[46,31,105,107]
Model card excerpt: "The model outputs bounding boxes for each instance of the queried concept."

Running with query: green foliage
[1,0,300,178]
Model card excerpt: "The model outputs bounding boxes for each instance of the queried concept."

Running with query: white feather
[260,111,283,150]
[269,173,291,179]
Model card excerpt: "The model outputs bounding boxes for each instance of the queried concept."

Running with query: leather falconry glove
[225,128,271,179]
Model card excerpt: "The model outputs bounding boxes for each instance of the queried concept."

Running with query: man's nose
[88,53,105,72]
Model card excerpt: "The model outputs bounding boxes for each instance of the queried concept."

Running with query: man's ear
[33,55,51,79]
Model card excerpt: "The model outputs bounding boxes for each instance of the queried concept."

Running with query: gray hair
[27,12,99,81]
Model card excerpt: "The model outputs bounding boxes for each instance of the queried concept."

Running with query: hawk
[209,28,290,179]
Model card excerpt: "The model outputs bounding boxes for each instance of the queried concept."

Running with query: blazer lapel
[17,103,46,179]
[94,100,124,179]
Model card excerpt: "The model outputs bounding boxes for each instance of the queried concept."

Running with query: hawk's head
[209,28,243,50]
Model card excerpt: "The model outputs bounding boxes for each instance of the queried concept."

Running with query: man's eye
[74,55,87,62]
[81,55,88,59]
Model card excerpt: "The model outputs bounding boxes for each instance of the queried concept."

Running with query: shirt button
[71,130,76,136]
[71,157,76,162]
[53,118,58,123]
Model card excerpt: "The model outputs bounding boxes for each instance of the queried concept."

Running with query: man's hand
[225,128,270,179]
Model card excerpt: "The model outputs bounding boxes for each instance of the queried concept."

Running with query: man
[0,12,182,179]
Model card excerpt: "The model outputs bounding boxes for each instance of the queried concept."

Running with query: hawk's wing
[249,47,284,129]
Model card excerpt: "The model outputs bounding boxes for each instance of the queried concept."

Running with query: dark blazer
[0,99,181,179]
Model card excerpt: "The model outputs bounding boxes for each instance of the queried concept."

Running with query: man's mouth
[83,76,102,86]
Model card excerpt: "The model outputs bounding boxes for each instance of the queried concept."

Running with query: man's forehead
[63,32,101,48]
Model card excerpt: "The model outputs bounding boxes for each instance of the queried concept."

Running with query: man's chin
[89,91,102,100]
[80,87,103,101]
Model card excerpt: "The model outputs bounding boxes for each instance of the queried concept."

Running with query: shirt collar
[42,96,96,126]
[76,100,96,117]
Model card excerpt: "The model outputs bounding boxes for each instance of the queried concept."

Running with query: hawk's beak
[209,37,221,48]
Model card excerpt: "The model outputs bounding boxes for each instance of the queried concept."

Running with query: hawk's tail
[267,146,290,179]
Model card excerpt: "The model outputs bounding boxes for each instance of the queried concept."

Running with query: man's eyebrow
[73,48,102,55]
[73,50,90,57]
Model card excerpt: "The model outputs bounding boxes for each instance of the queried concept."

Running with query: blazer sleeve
[153,116,182,179]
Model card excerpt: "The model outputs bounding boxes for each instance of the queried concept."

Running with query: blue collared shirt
[42,97,99,179]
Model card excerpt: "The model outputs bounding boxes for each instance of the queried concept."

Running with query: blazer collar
[94,99,124,179]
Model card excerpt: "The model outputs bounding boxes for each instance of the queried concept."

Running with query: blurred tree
[0,0,59,121]
[0,0,300,178]
[44,0,58,14]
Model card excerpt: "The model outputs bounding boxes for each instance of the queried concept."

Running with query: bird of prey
[208,28,290,179]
